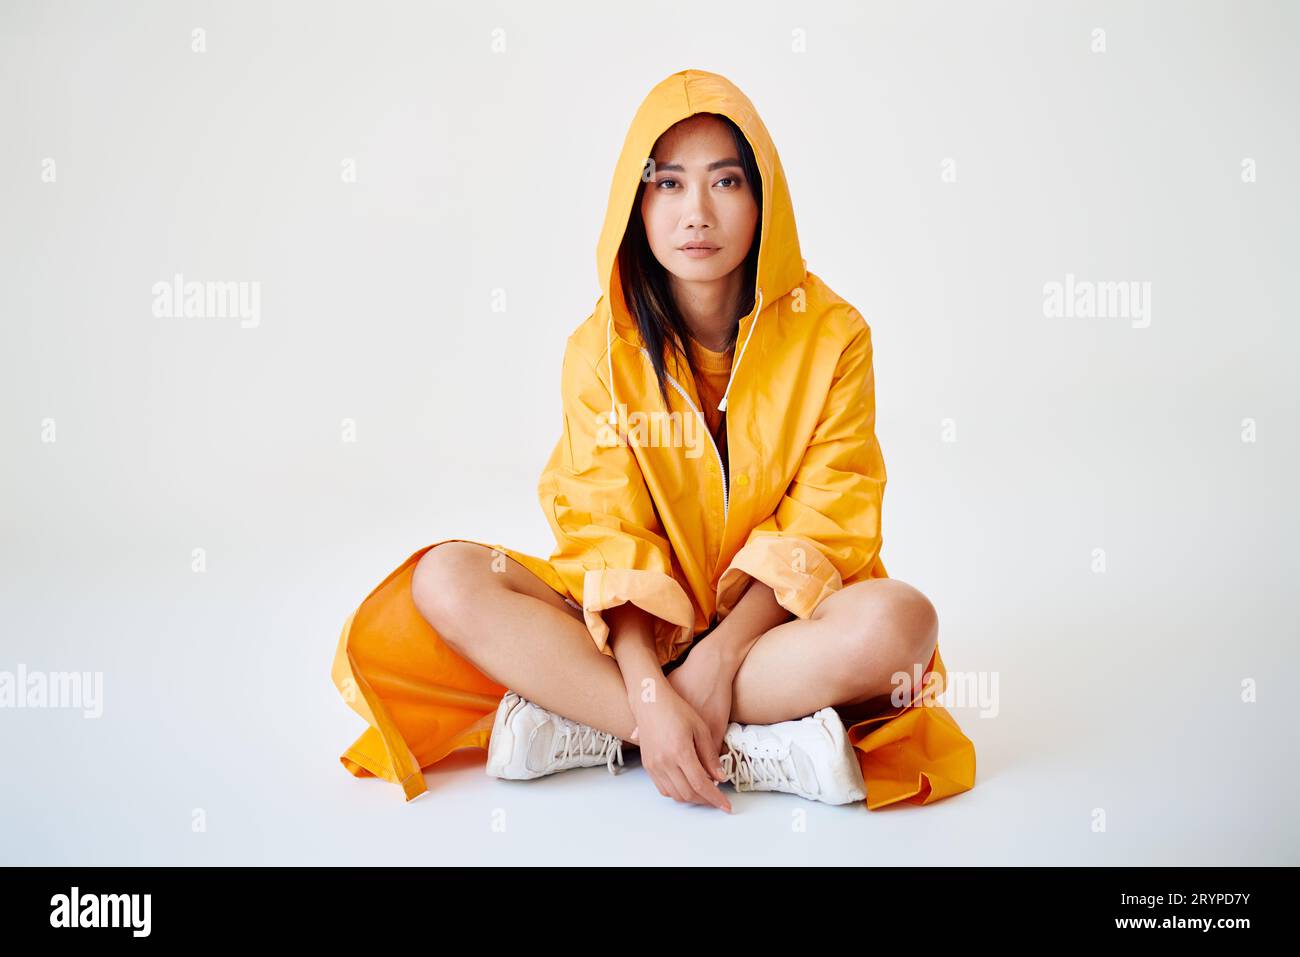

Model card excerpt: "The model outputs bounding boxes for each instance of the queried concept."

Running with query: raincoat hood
[597,69,808,419]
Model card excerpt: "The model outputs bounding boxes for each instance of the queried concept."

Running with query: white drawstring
[716,287,763,413]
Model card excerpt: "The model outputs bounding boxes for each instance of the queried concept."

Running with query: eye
[656,178,678,189]
[716,176,741,188]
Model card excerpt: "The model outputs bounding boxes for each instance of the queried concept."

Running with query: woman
[330,69,976,812]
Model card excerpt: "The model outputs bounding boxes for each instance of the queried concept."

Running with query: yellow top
[688,336,735,471]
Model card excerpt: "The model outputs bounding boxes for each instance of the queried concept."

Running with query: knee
[410,542,491,640]
[845,579,938,675]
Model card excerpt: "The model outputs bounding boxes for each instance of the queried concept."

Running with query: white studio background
[1,0,1296,865]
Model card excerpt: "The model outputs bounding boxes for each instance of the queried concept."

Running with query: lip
[679,243,720,258]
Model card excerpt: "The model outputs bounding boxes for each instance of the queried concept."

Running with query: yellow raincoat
[330,69,976,809]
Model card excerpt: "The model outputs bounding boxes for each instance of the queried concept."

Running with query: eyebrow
[652,158,744,173]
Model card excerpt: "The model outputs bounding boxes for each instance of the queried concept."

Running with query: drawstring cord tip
[712,287,760,418]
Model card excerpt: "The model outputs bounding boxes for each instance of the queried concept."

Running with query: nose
[681,182,714,230]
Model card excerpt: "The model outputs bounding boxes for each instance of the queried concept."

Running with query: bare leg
[410,542,640,744]
[726,578,940,726]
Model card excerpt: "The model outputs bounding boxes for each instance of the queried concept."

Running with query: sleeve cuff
[715,533,844,621]
[581,567,697,667]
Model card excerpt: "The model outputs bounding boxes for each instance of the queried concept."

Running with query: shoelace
[555,723,625,775]
[719,740,794,792]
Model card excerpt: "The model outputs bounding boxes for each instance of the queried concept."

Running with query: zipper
[639,346,728,524]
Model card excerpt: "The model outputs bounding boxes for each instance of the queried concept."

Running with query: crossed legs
[410,542,938,744]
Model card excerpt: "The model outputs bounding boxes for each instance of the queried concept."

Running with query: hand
[629,684,732,813]
[665,643,734,775]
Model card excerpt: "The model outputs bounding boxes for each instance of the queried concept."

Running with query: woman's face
[639,114,759,294]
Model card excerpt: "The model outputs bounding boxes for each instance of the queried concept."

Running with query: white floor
[3,515,1295,867]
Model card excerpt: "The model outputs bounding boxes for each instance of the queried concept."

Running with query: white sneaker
[719,707,867,805]
[485,691,627,780]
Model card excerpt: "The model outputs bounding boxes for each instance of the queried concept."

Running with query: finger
[682,751,732,813]
[687,765,731,813]
[693,728,733,809]
[650,772,677,803]
[696,731,728,783]
[664,766,700,806]
[713,739,729,782]
[650,764,689,804]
